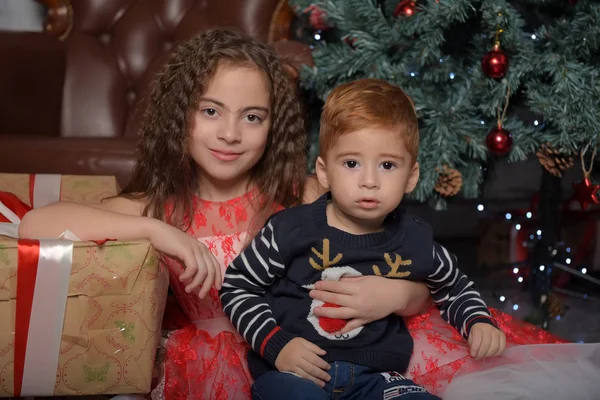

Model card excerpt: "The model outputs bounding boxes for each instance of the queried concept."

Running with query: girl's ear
[405,161,420,193]
[315,156,330,190]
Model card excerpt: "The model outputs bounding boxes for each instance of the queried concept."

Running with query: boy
[220,78,505,399]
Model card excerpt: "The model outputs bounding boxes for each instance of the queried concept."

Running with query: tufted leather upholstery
[63,0,306,138]
[0,0,312,186]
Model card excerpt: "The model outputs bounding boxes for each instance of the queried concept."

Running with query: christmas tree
[289,0,600,329]
[291,0,598,208]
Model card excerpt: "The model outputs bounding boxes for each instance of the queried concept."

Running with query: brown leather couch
[0,0,311,187]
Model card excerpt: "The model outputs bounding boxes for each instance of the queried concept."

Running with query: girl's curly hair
[122,28,307,229]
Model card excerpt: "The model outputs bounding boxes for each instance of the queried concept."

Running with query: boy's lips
[210,149,242,162]
[357,198,380,209]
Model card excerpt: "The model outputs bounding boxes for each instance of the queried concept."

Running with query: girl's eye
[203,108,217,116]
[344,160,359,169]
[381,162,396,170]
[243,114,263,123]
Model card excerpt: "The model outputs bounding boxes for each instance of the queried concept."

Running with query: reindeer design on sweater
[303,239,412,340]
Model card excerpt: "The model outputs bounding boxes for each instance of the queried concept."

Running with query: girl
[19,28,429,399]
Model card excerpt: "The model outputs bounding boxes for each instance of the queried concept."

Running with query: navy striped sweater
[220,193,496,378]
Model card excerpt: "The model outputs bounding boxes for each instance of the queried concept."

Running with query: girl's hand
[309,276,430,334]
[149,220,222,298]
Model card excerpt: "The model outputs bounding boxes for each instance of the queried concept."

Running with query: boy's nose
[359,167,379,189]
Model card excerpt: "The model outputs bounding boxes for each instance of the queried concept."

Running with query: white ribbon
[0,174,66,240]
[0,200,21,223]
[32,174,62,208]
[0,223,20,238]
[0,198,22,238]
[20,240,73,396]
[0,174,80,394]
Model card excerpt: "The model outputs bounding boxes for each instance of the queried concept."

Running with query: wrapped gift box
[0,173,119,208]
[0,239,168,397]
[0,173,169,396]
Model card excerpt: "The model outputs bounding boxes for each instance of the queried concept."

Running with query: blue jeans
[252,361,441,400]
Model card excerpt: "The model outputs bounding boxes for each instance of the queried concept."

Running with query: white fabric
[442,343,600,400]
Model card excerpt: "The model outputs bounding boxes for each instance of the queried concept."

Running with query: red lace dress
[152,191,281,400]
[404,304,570,396]
[150,192,574,399]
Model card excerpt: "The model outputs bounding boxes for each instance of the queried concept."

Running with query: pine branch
[290,0,600,206]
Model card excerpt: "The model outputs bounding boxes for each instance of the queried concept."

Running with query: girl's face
[189,63,271,192]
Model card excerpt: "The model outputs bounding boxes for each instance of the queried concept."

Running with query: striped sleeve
[219,219,296,367]
[425,242,497,339]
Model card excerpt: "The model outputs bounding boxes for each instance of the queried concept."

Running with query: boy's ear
[405,161,420,193]
[315,156,330,190]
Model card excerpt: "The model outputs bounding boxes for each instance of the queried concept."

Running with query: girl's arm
[391,280,430,316]
[18,197,151,241]
[308,277,430,333]
[302,175,327,204]
[18,197,223,298]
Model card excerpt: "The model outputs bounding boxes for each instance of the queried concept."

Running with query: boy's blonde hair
[319,78,419,161]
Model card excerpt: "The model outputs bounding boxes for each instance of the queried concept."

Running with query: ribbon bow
[0,191,32,223]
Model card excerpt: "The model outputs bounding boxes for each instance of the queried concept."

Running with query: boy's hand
[275,338,331,387]
[468,323,506,360]
[148,219,222,298]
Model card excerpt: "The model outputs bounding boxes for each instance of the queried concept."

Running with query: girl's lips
[210,149,242,162]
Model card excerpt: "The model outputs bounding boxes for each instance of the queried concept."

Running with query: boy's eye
[203,108,217,116]
[344,160,359,169]
[381,162,396,170]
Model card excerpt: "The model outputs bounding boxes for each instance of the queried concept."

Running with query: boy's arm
[220,219,296,367]
[425,242,497,339]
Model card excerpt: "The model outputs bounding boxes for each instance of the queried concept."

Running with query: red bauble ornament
[305,5,330,31]
[394,0,416,17]
[482,45,509,79]
[486,126,513,156]
[318,303,347,333]
[568,0,578,4]
[344,36,357,48]
[570,177,600,210]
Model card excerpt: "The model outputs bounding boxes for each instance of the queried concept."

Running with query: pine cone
[536,144,574,177]
[434,165,463,197]
[548,292,565,318]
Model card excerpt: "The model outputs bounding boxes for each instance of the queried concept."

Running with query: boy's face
[316,127,419,231]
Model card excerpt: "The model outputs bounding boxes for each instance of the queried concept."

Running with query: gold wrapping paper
[0,173,119,206]
[0,239,169,396]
